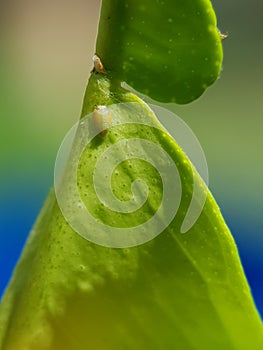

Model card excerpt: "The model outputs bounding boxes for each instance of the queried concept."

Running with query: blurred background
[0,0,262,317]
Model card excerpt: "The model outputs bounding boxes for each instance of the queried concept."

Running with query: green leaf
[0,74,262,349]
[1,1,262,349]
[96,0,223,103]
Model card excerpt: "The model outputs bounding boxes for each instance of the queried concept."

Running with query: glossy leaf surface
[0,74,262,349]
[96,0,223,103]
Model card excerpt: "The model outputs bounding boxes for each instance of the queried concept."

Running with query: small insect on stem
[219,32,228,40]
[92,54,106,74]
[93,105,112,137]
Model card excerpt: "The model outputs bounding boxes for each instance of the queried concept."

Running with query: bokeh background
[0,0,262,317]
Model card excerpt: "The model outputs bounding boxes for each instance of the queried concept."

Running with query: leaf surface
[96,0,223,103]
[0,74,262,350]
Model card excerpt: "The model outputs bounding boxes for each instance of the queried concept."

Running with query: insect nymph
[93,105,112,137]
[92,54,106,74]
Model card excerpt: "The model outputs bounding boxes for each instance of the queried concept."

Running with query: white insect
[92,54,106,74]
[93,105,112,136]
